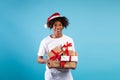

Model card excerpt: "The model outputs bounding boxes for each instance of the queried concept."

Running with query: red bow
[50,50,62,61]
[60,42,72,67]
[62,42,72,55]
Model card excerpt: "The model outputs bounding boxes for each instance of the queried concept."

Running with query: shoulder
[63,34,73,41]
[41,36,50,44]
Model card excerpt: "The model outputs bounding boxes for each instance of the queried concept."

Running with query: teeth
[56,30,60,31]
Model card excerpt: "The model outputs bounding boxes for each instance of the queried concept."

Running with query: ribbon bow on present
[62,42,72,55]
[60,42,72,68]
[50,50,62,61]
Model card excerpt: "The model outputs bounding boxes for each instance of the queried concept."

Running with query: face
[52,21,63,35]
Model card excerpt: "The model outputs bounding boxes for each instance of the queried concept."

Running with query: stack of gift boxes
[47,42,78,69]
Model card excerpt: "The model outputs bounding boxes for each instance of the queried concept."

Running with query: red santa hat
[44,12,62,28]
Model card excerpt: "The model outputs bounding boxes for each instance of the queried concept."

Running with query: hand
[38,56,46,64]
[46,59,52,69]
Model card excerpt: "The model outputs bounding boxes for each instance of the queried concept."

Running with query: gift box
[47,42,78,69]
[61,50,78,62]
[47,46,63,60]
[60,50,78,69]
[47,61,60,68]
[61,62,77,69]
[61,56,78,62]
[47,46,63,68]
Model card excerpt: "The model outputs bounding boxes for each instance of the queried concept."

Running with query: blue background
[0,0,120,80]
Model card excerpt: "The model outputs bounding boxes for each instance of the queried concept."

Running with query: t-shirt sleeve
[38,40,46,56]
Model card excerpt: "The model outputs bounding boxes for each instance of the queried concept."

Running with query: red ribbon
[60,56,72,68]
[50,50,62,61]
[69,56,72,62]
[60,42,72,67]
[62,42,72,55]
[60,61,66,68]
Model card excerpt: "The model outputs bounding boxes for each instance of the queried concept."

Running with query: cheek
[52,26,55,29]
[52,27,56,31]
[61,26,63,30]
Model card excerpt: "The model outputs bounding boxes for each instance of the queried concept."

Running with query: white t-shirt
[38,34,75,80]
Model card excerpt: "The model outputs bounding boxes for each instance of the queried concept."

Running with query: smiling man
[37,12,76,80]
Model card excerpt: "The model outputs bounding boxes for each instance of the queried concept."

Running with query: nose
[55,26,60,29]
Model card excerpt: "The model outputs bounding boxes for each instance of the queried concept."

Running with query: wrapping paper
[47,46,63,61]
[60,50,78,69]
[47,46,62,68]
[47,61,60,68]
[47,42,78,69]
[61,56,78,61]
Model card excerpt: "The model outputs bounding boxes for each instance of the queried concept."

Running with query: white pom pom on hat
[44,24,48,28]
[44,12,62,28]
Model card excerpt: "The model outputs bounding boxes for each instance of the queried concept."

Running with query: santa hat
[44,12,62,28]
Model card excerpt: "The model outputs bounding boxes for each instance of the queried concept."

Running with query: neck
[51,33,63,38]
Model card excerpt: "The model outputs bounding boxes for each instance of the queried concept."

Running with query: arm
[37,56,46,64]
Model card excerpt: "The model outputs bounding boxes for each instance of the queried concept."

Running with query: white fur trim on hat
[49,15,60,21]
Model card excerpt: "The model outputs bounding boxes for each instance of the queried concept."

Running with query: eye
[54,24,57,27]
[59,24,62,26]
